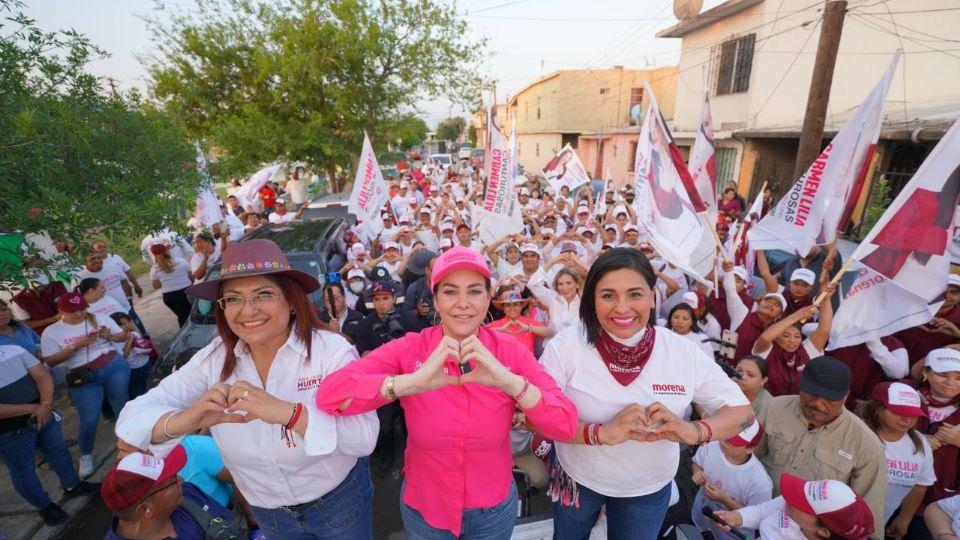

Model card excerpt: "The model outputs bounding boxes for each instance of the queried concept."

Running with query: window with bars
[711,34,755,96]
[599,88,610,95]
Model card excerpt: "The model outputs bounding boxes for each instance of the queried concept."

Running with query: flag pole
[732,181,767,255]
[813,258,854,306]
[706,215,731,263]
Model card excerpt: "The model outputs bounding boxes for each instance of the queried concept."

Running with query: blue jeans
[0,416,80,509]
[552,480,671,540]
[67,355,130,454]
[401,480,517,540]
[249,457,373,539]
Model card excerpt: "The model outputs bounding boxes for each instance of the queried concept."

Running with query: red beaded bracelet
[512,377,531,402]
[696,420,713,444]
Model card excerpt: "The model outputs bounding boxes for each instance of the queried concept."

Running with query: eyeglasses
[141,476,181,501]
[216,292,281,310]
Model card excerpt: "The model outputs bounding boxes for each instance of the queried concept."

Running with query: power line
[460,0,532,16]
[752,18,820,120]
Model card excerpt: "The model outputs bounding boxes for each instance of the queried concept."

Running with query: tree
[145,0,485,187]
[381,113,429,151]
[436,116,467,142]
[0,1,197,286]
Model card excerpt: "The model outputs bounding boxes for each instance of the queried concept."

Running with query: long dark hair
[666,303,702,334]
[76,277,101,295]
[738,354,769,377]
[212,274,322,381]
[579,248,656,346]
[857,399,925,455]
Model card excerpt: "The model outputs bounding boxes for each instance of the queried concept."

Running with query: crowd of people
[2,157,959,540]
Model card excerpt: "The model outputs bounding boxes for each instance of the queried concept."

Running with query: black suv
[148,218,349,387]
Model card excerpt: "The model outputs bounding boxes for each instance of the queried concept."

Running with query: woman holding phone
[317,246,578,539]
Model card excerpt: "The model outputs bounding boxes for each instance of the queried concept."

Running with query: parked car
[148,218,349,387]
[469,148,486,169]
[379,152,410,173]
[458,144,472,160]
[301,191,353,224]
[428,153,453,170]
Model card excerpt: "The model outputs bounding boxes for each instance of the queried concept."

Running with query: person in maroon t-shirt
[12,281,67,334]
[897,275,960,368]
[721,261,785,360]
[708,265,755,331]
[751,288,834,397]
[756,250,815,317]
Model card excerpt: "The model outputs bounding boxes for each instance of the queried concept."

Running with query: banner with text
[348,133,390,235]
[543,143,590,194]
[483,111,517,217]
[749,52,900,255]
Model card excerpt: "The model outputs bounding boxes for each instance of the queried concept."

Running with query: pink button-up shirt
[316,325,578,535]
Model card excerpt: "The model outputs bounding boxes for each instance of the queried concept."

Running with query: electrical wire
[751,17,820,120]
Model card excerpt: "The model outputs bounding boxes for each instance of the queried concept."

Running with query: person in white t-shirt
[77,278,125,321]
[715,474,875,540]
[858,382,936,535]
[92,240,143,299]
[925,495,960,540]
[140,229,195,267]
[76,252,131,312]
[267,199,303,224]
[485,237,523,280]
[189,231,222,282]
[691,420,773,540]
[541,248,753,540]
[148,244,194,327]
[39,292,130,478]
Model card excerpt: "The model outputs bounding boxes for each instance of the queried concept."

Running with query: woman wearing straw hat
[115,239,379,540]
[488,287,553,355]
[316,246,578,539]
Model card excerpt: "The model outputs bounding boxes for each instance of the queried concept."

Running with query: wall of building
[516,133,562,173]
[578,132,639,187]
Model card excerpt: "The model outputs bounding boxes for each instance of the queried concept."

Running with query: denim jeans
[401,480,518,540]
[552,480,671,540]
[0,416,80,509]
[248,457,373,539]
[67,355,130,454]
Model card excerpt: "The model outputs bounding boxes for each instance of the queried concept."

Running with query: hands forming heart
[494,320,526,335]
[406,335,519,394]
[600,402,698,446]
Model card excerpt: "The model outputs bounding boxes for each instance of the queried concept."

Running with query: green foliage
[145,0,485,177]
[0,0,197,285]
[381,113,429,151]
[435,116,466,142]
[859,177,891,239]
[468,123,478,146]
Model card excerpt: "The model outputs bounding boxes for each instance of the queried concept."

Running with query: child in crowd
[691,419,772,540]
[109,312,153,399]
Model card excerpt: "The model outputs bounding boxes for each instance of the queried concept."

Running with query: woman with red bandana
[541,248,753,540]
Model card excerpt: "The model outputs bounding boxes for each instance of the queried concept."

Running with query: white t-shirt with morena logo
[40,314,123,370]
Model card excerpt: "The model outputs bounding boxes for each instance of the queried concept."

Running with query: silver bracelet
[162,410,184,440]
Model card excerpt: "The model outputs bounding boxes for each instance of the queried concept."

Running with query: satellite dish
[673,0,703,19]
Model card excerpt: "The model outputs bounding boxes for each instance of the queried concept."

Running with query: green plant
[859,177,891,239]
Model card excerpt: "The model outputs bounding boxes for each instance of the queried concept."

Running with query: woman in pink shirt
[316,246,578,539]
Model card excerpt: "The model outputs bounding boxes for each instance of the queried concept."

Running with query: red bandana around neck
[596,326,657,386]
[919,384,960,410]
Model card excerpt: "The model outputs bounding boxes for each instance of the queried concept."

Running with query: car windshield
[435,155,450,164]
[193,257,326,321]
[471,149,485,157]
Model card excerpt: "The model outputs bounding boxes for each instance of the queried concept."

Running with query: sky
[20,0,725,127]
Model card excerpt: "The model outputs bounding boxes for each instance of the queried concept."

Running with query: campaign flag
[235,163,282,210]
[194,142,223,228]
[348,133,390,235]
[633,81,704,267]
[749,52,900,255]
[483,111,517,216]
[688,91,718,222]
[543,143,590,193]
[828,116,960,349]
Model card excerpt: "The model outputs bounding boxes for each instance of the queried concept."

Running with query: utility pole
[792,0,847,180]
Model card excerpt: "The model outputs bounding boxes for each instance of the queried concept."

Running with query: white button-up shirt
[116,329,378,508]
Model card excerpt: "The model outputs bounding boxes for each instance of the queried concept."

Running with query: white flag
[482,111,517,217]
[633,81,704,266]
[193,142,223,228]
[235,163,282,210]
[543,143,590,193]
[348,133,390,235]
[688,92,718,223]
[749,52,900,255]
[829,115,960,349]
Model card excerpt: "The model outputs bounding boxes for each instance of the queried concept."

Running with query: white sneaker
[78,454,94,478]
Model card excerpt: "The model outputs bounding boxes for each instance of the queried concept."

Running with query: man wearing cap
[266,199,303,224]
[756,356,887,538]
[102,446,234,540]
[716,474,875,540]
[510,243,546,284]
[403,251,439,326]
[779,245,844,297]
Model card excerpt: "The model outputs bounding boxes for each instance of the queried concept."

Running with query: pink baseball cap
[726,419,764,447]
[430,246,491,289]
[870,382,926,417]
[780,474,874,540]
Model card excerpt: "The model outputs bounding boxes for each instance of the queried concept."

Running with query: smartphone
[458,361,473,375]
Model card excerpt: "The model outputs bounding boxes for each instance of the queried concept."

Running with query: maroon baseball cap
[780,473,874,540]
[870,382,926,417]
[101,445,187,512]
[56,291,88,313]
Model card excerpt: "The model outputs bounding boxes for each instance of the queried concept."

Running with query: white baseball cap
[791,268,816,285]
[681,291,699,310]
[762,292,788,312]
[521,243,541,257]
[603,223,617,232]
[780,474,874,540]
[383,241,400,252]
[577,204,590,215]
[613,205,627,217]
[623,224,639,233]
[519,187,530,196]
[438,238,454,251]
[576,226,590,235]
[949,274,960,289]
[731,266,749,282]
[419,207,431,215]
[925,347,960,373]
[400,180,410,188]
[541,227,555,236]
[440,222,455,232]
[351,243,366,256]
[347,268,366,281]
[727,419,764,447]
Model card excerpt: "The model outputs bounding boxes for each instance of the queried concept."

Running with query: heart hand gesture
[406,336,461,393]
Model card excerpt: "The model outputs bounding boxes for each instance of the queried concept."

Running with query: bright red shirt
[315,325,578,535]
[259,186,277,209]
